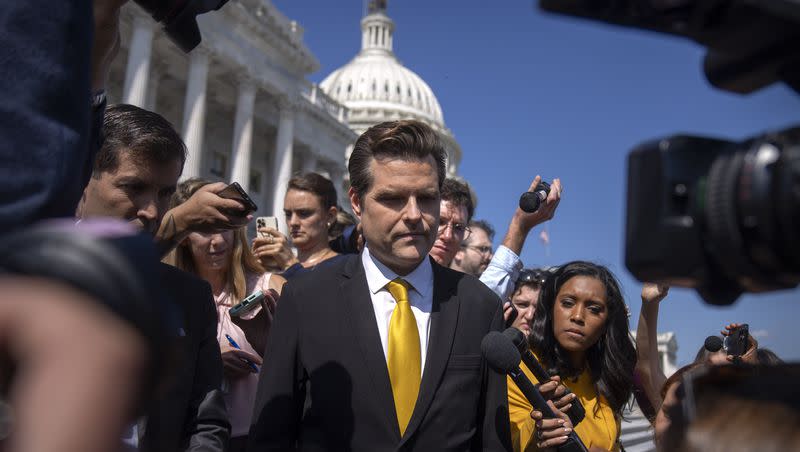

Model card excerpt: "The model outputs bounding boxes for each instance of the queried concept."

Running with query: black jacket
[140,263,230,451]
[248,254,512,451]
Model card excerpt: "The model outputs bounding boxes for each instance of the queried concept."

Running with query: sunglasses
[517,269,549,286]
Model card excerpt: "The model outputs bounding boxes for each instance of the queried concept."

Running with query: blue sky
[274,0,800,365]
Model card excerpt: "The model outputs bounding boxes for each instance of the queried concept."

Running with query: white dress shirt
[361,246,434,373]
[479,244,523,302]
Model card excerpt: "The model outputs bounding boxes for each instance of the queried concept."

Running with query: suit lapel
[400,260,461,445]
[340,255,401,439]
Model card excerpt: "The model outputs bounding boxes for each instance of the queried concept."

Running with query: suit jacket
[140,263,230,452]
[248,254,512,451]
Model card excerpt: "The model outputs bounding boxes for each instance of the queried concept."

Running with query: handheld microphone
[519,181,551,213]
[503,328,586,426]
[704,335,723,352]
[481,331,588,452]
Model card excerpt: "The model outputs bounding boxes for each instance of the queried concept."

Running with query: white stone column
[122,16,155,107]
[181,49,210,180]
[271,99,296,233]
[301,152,317,174]
[229,76,257,191]
[145,63,162,111]
[329,166,347,208]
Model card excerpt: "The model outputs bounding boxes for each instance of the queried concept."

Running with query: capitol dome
[320,1,461,174]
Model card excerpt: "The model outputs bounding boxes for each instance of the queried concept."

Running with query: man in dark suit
[249,120,511,451]
[76,103,241,451]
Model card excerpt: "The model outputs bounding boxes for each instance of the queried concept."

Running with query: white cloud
[750,329,769,339]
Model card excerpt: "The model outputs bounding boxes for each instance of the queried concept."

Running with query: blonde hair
[163,178,264,302]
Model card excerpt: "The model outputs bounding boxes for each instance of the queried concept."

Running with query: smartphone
[217,182,258,214]
[256,216,279,238]
[723,324,749,357]
[505,302,519,328]
[229,290,265,317]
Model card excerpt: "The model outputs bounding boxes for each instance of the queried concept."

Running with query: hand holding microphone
[481,331,588,452]
[514,176,562,233]
[504,328,586,426]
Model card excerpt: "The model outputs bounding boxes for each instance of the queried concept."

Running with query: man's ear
[349,187,362,219]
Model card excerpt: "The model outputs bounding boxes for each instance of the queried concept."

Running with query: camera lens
[701,128,800,301]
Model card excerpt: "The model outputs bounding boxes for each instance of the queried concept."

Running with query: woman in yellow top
[508,261,636,452]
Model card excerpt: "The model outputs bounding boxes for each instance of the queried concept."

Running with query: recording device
[0,219,177,393]
[256,216,279,239]
[481,331,588,452]
[537,1,800,305]
[134,0,229,52]
[704,335,723,353]
[217,182,258,214]
[625,127,800,305]
[519,181,551,213]
[504,303,519,328]
[229,290,265,318]
[504,328,586,426]
[723,324,749,357]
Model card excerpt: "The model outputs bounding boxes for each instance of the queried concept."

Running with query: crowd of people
[1,1,797,452]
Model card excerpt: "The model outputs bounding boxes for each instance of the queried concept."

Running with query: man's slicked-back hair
[93,104,187,177]
[441,178,474,221]
[349,120,447,198]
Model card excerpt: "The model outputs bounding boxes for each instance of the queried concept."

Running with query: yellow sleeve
[507,361,541,452]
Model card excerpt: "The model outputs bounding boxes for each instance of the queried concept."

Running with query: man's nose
[138,198,158,222]
[404,198,422,222]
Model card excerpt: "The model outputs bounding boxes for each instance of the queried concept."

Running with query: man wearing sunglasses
[451,220,495,277]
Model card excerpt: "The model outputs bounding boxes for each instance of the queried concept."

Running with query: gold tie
[386,278,421,436]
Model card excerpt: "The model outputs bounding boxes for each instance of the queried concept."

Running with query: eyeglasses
[438,218,471,240]
[517,269,549,286]
[463,245,492,255]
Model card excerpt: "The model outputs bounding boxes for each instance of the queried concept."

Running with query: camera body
[625,129,800,304]
[134,0,229,52]
[539,0,800,304]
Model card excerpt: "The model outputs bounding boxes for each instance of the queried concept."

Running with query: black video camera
[135,0,229,52]
[539,0,800,304]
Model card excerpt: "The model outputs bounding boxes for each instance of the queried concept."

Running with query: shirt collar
[361,245,433,299]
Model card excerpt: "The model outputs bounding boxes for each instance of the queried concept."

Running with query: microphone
[519,181,551,213]
[704,335,723,352]
[481,331,588,452]
[503,328,586,426]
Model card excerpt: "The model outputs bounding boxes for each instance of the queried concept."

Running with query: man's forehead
[469,228,492,245]
[113,152,182,183]
[440,200,468,219]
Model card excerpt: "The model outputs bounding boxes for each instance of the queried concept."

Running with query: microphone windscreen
[519,192,541,213]
[481,331,521,373]
[503,327,527,353]
[704,335,723,352]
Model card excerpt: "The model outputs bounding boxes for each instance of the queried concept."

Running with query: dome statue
[320,1,461,175]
